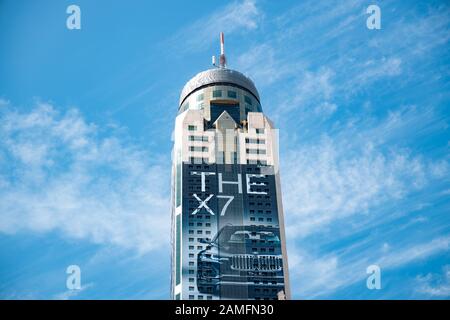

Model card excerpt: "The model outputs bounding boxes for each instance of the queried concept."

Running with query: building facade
[171,34,290,300]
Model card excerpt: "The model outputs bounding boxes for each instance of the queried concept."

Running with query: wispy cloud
[167,0,261,53]
[280,102,449,297]
[0,101,171,254]
[281,107,448,240]
[234,44,301,87]
[289,236,450,298]
[415,265,450,298]
[53,283,94,300]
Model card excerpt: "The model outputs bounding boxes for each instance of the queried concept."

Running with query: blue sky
[0,0,449,299]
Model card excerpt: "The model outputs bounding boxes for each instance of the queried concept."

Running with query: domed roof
[179,68,260,106]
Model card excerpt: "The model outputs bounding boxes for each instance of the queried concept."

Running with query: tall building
[171,33,290,300]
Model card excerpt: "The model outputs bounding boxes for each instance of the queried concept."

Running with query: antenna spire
[219,32,227,68]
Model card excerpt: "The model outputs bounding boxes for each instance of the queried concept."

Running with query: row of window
[188,229,212,235]
[187,164,263,173]
[188,222,212,226]
[188,164,210,170]
[188,295,213,300]
[188,186,210,192]
[249,202,271,206]
[256,288,280,293]
[189,146,208,152]
[250,217,273,222]
[250,210,273,214]
[246,138,265,144]
[188,237,211,242]
[187,214,211,220]
[195,88,253,104]
[189,135,209,142]
[247,160,267,165]
[189,157,209,164]
[246,148,266,155]
[188,245,205,250]
[248,194,271,199]
[189,158,269,166]
[188,246,204,251]
[212,89,240,100]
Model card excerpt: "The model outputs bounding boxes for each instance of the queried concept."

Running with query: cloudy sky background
[0,0,449,299]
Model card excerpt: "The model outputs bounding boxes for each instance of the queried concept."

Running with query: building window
[175,214,181,286]
[256,128,264,134]
[189,135,208,142]
[190,157,208,164]
[227,90,237,98]
[188,125,197,131]
[246,148,266,155]
[212,90,222,98]
[246,138,265,144]
[197,93,204,101]
[189,146,208,152]
[245,95,252,105]
[182,102,189,112]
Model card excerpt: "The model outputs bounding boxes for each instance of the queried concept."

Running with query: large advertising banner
[182,163,286,299]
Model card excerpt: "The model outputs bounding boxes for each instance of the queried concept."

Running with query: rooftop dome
[179,68,260,107]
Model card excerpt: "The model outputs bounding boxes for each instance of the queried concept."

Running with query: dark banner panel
[181,163,286,300]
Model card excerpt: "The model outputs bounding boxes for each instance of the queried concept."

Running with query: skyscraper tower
[171,33,290,300]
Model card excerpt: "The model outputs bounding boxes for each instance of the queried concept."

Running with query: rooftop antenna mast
[219,32,227,68]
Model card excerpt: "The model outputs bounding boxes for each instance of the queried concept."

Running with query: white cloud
[289,236,450,298]
[275,67,335,116]
[281,103,449,297]
[282,139,429,239]
[0,103,171,254]
[53,283,94,300]
[415,265,450,298]
[281,104,448,240]
[0,98,10,108]
[168,0,261,53]
[314,102,338,116]
[379,237,450,269]
[235,44,301,87]
[346,57,402,91]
